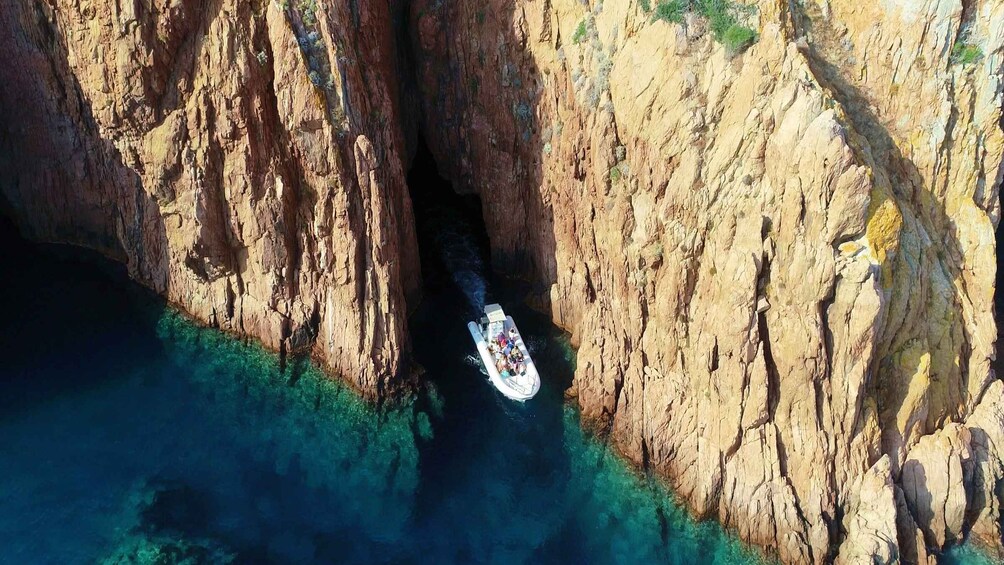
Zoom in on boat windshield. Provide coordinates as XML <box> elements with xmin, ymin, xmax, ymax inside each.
<box><xmin>484</xmin><ymin>304</ymin><xmax>507</xmax><ymax>339</ymax></box>
<box><xmin>488</xmin><ymin>321</ymin><xmax>505</xmax><ymax>337</ymax></box>
<box><xmin>485</xmin><ymin>304</ymin><xmax>506</xmax><ymax>323</ymax></box>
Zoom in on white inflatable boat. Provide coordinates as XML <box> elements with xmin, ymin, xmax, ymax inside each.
<box><xmin>467</xmin><ymin>304</ymin><xmax>541</xmax><ymax>401</ymax></box>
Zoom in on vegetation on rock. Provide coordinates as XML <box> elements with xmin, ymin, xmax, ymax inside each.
<box><xmin>652</xmin><ymin>0</ymin><xmax>758</xmax><ymax>55</ymax></box>
<box><xmin>573</xmin><ymin>19</ymin><xmax>588</xmax><ymax>44</ymax></box>
<box><xmin>951</xmin><ymin>37</ymin><xmax>983</xmax><ymax>66</ymax></box>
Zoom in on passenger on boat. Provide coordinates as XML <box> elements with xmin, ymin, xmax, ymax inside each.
<box><xmin>508</xmin><ymin>327</ymin><xmax>517</xmax><ymax>341</ymax></box>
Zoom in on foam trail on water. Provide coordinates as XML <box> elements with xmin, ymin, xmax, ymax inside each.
<box><xmin>525</xmin><ymin>336</ymin><xmax>546</xmax><ymax>356</ymax></box>
<box><xmin>453</xmin><ymin>270</ymin><xmax>486</xmax><ymax>313</ymax></box>
<box><xmin>432</xmin><ymin>214</ymin><xmax>489</xmax><ymax>314</ymax></box>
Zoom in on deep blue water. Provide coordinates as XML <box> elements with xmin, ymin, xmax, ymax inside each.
<box><xmin>0</xmin><ymin>145</ymin><xmax>995</xmax><ymax>564</ymax></box>
<box><xmin>0</xmin><ymin>234</ymin><xmax>771</xmax><ymax>565</ymax></box>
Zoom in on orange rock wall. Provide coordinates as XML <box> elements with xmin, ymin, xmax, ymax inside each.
<box><xmin>0</xmin><ymin>0</ymin><xmax>421</xmax><ymax>395</ymax></box>
<box><xmin>411</xmin><ymin>0</ymin><xmax>1004</xmax><ymax>562</ymax></box>
<box><xmin>2</xmin><ymin>0</ymin><xmax>1003</xmax><ymax>562</ymax></box>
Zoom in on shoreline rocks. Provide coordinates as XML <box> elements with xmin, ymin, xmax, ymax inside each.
<box><xmin>1</xmin><ymin>0</ymin><xmax>1002</xmax><ymax>562</ymax></box>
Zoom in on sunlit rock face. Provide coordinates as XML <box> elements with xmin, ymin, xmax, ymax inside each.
<box><xmin>1</xmin><ymin>0</ymin><xmax>1003</xmax><ymax>563</ymax></box>
<box><xmin>0</xmin><ymin>229</ymin><xmax>773</xmax><ymax>565</ymax></box>
<box><xmin>409</xmin><ymin>0</ymin><xmax>1003</xmax><ymax>563</ymax></box>
<box><xmin>0</xmin><ymin>0</ymin><xmax>421</xmax><ymax>396</ymax></box>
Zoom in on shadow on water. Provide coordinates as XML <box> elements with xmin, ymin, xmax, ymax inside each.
<box><xmin>0</xmin><ymin>141</ymin><xmax>780</xmax><ymax>565</ymax></box>
<box><xmin>0</xmin><ymin>214</ymin><xmax>164</xmax><ymax>421</ymax></box>
<box><xmin>0</xmin><ymin>213</ymin><xmax>424</xmax><ymax>564</ymax></box>
<box><xmin>406</xmin><ymin>133</ymin><xmax>581</xmax><ymax>558</ymax></box>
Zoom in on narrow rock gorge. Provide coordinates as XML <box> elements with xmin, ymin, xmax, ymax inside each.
<box><xmin>1</xmin><ymin>0</ymin><xmax>1002</xmax><ymax>563</ymax></box>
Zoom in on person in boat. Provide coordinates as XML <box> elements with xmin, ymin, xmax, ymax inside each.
<box><xmin>508</xmin><ymin>327</ymin><xmax>517</xmax><ymax>342</ymax></box>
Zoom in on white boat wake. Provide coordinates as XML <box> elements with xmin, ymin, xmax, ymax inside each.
<box><xmin>464</xmin><ymin>354</ymin><xmax>489</xmax><ymax>376</ymax></box>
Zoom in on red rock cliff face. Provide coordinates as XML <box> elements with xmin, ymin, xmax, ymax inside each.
<box><xmin>2</xmin><ymin>0</ymin><xmax>1004</xmax><ymax>563</ymax></box>
<box><xmin>0</xmin><ymin>0</ymin><xmax>420</xmax><ymax>396</ymax></box>
<box><xmin>410</xmin><ymin>0</ymin><xmax>1004</xmax><ymax>563</ymax></box>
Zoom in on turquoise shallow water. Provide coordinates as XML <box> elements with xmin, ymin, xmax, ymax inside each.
<box><xmin>0</xmin><ymin>141</ymin><xmax>997</xmax><ymax>564</ymax></box>
<box><xmin>0</xmin><ymin>228</ymin><xmax>771</xmax><ymax>564</ymax></box>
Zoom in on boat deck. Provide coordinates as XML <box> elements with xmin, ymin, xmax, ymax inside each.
<box><xmin>467</xmin><ymin>305</ymin><xmax>540</xmax><ymax>401</ymax></box>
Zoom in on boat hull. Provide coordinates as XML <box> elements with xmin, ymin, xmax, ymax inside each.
<box><xmin>467</xmin><ymin>318</ymin><xmax>540</xmax><ymax>401</ymax></box>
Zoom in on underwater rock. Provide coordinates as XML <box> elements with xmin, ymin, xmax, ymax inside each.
<box><xmin>101</xmin><ymin>479</ymin><xmax>235</xmax><ymax>565</ymax></box>
<box><xmin>99</xmin><ymin>534</ymin><xmax>236</xmax><ymax>565</ymax></box>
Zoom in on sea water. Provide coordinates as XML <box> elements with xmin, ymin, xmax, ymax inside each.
<box><xmin>0</xmin><ymin>227</ymin><xmax>771</xmax><ymax>564</ymax></box>
<box><xmin>0</xmin><ymin>179</ymin><xmax>996</xmax><ymax>565</ymax></box>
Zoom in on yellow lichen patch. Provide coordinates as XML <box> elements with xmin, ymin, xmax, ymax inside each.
<box><xmin>864</xmin><ymin>182</ymin><xmax>903</xmax><ymax>287</ymax></box>
<box><xmin>838</xmin><ymin>240</ymin><xmax>864</xmax><ymax>256</ymax></box>
<box><xmin>893</xmin><ymin>341</ymin><xmax>931</xmax><ymax>438</ymax></box>
<box><xmin>857</xmin><ymin>395</ymin><xmax>883</xmax><ymax>451</ymax></box>
<box><xmin>902</xmin><ymin>128</ymin><xmax>927</xmax><ymax>160</ymax></box>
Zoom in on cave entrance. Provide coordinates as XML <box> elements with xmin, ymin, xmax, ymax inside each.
<box><xmin>405</xmin><ymin>130</ymin><xmax>574</xmax><ymax>387</ymax></box>
<box><xmin>404</xmin><ymin>135</ymin><xmax>574</xmax><ymax>501</ymax></box>
<box><xmin>406</xmin><ymin>135</ymin><xmax>493</xmax><ymax>310</ymax></box>
<box><xmin>405</xmin><ymin>132</ymin><xmax>507</xmax><ymax>416</ymax></box>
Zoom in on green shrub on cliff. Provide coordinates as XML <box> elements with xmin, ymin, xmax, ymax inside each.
<box><xmin>951</xmin><ymin>38</ymin><xmax>983</xmax><ymax>66</ymax></box>
<box><xmin>573</xmin><ymin>19</ymin><xmax>588</xmax><ymax>44</ymax></box>
<box><xmin>652</xmin><ymin>0</ymin><xmax>758</xmax><ymax>55</ymax></box>
<box><xmin>609</xmin><ymin>165</ymin><xmax>622</xmax><ymax>183</ymax></box>
<box><xmin>653</xmin><ymin>0</ymin><xmax>687</xmax><ymax>23</ymax></box>
<box><xmin>721</xmin><ymin>20</ymin><xmax>757</xmax><ymax>54</ymax></box>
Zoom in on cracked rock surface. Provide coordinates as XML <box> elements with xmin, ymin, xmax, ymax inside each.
<box><xmin>1</xmin><ymin>0</ymin><xmax>1003</xmax><ymax>562</ymax></box>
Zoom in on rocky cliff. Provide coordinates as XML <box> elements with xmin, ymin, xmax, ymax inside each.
<box><xmin>1</xmin><ymin>0</ymin><xmax>1003</xmax><ymax>563</ymax></box>
<box><xmin>411</xmin><ymin>0</ymin><xmax>1003</xmax><ymax>562</ymax></box>
<box><xmin>0</xmin><ymin>0</ymin><xmax>421</xmax><ymax>395</ymax></box>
